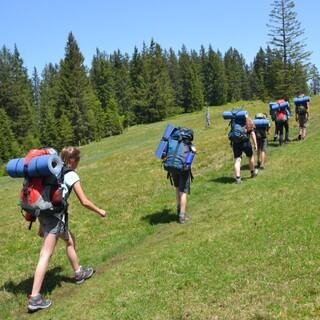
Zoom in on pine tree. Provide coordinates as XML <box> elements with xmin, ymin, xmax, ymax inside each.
<box><xmin>143</xmin><ymin>40</ymin><xmax>174</xmax><ymax>121</ymax></box>
<box><xmin>129</xmin><ymin>46</ymin><xmax>148</xmax><ymax>124</ymax></box>
<box><xmin>309</xmin><ymin>64</ymin><xmax>320</xmax><ymax>95</ymax></box>
<box><xmin>267</xmin><ymin>0</ymin><xmax>310</xmax><ymax>96</ymax></box>
<box><xmin>39</xmin><ymin>63</ymin><xmax>59</xmax><ymax>147</ymax></box>
<box><xmin>166</xmin><ymin>48</ymin><xmax>181</xmax><ymax>109</ymax></box>
<box><xmin>267</xmin><ymin>0</ymin><xmax>311</xmax><ymax>66</ymax></box>
<box><xmin>90</xmin><ymin>49</ymin><xmax>114</xmax><ymax>110</ymax></box>
<box><xmin>32</xmin><ymin>67</ymin><xmax>41</xmax><ymax>129</ymax></box>
<box><xmin>110</xmin><ymin>50</ymin><xmax>133</xmax><ymax>125</ymax></box>
<box><xmin>57</xmin><ymin>32</ymin><xmax>102</xmax><ymax>145</ymax></box>
<box><xmin>0</xmin><ymin>45</ymin><xmax>39</xmax><ymax>150</ymax></box>
<box><xmin>178</xmin><ymin>45</ymin><xmax>204</xmax><ymax>112</ymax></box>
<box><xmin>264</xmin><ymin>47</ymin><xmax>286</xmax><ymax>99</ymax></box>
<box><xmin>224</xmin><ymin>48</ymin><xmax>245</xmax><ymax>102</ymax></box>
<box><xmin>103</xmin><ymin>97</ymin><xmax>123</xmax><ymax>137</ymax></box>
<box><xmin>0</xmin><ymin>109</ymin><xmax>20</xmax><ymax>163</ymax></box>
<box><xmin>202</xmin><ymin>46</ymin><xmax>227</xmax><ymax>105</ymax></box>
<box><xmin>56</xmin><ymin>113</ymin><xmax>74</xmax><ymax>150</ymax></box>
<box><xmin>251</xmin><ymin>48</ymin><xmax>268</xmax><ymax>100</ymax></box>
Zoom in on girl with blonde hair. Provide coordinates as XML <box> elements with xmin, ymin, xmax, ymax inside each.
<box><xmin>28</xmin><ymin>146</ymin><xmax>106</xmax><ymax>312</ymax></box>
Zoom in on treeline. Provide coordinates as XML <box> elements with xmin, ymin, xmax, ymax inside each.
<box><xmin>0</xmin><ymin>32</ymin><xmax>311</xmax><ymax>165</ymax></box>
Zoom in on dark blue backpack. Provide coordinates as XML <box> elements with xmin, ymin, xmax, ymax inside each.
<box><xmin>163</xmin><ymin>127</ymin><xmax>194</xmax><ymax>173</ymax></box>
<box><xmin>228</xmin><ymin>120</ymin><xmax>248</xmax><ymax>143</ymax></box>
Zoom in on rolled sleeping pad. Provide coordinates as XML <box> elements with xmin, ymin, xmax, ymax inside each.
<box><xmin>222</xmin><ymin>110</ymin><xmax>248</xmax><ymax>120</ymax></box>
<box><xmin>5</xmin><ymin>157</ymin><xmax>25</xmax><ymax>178</ymax></box>
<box><xmin>294</xmin><ymin>96</ymin><xmax>310</xmax><ymax>106</ymax></box>
<box><xmin>253</xmin><ymin>119</ymin><xmax>270</xmax><ymax>128</ymax></box>
<box><xmin>269</xmin><ymin>102</ymin><xmax>276</xmax><ymax>109</ymax></box>
<box><xmin>155</xmin><ymin>123</ymin><xmax>175</xmax><ymax>158</ymax></box>
<box><xmin>6</xmin><ymin>154</ymin><xmax>63</xmax><ymax>178</ymax></box>
<box><xmin>271</xmin><ymin>101</ymin><xmax>289</xmax><ymax>111</ymax></box>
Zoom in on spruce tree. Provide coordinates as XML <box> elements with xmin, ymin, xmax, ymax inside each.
<box><xmin>267</xmin><ymin>0</ymin><xmax>311</xmax><ymax>66</ymax></box>
<box><xmin>166</xmin><ymin>48</ymin><xmax>181</xmax><ymax>109</ymax></box>
<box><xmin>90</xmin><ymin>49</ymin><xmax>114</xmax><ymax>110</ymax></box>
<box><xmin>224</xmin><ymin>48</ymin><xmax>244</xmax><ymax>102</ymax></box>
<box><xmin>32</xmin><ymin>67</ymin><xmax>41</xmax><ymax>128</ymax></box>
<box><xmin>203</xmin><ymin>46</ymin><xmax>227</xmax><ymax>105</ymax></box>
<box><xmin>129</xmin><ymin>46</ymin><xmax>148</xmax><ymax>124</ymax></box>
<box><xmin>0</xmin><ymin>45</ymin><xmax>39</xmax><ymax>150</ymax></box>
<box><xmin>0</xmin><ymin>109</ymin><xmax>20</xmax><ymax>163</ymax></box>
<box><xmin>39</xmin><ymin>63</ymin><xmax>59</xmax><ymax>147</ymax></box>
<box><xmin>267</xmin><ymin>0</ymin><xmax>310</xmax><ymax>96</ymax></box>
<box><xmin>251</xmin><ymin>48</ymin><xmax>268</xmax><ymax>100</ymax></box>
<box><xmin>309</xmin><ymin>64</ymin><xmax>320</xmax><ymax>95</ymax></box>
<box><xmin>178</xmin><ymin>45</ymin><xmax>203</xmax><ymax>112</ymax></box>
<box><xmin>57</xmin><ymin>32</ymin><xmax>102</xmax><ymax>145</ymax></box>
<box><xmin>110</xmin><ymin>50</ymin><xmax>133</xmax><ymax>125</ymax></box>
<box><xmin>144</xmin><ymin>40</ymin><xmax>174</xmax><ymax>121</ymax></box>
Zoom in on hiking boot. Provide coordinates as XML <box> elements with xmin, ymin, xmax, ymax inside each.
<box><xmin>75</xmin><ymin>266</ymin><xmax>94</xmax><ymax>284</ymax></box>
<box><xmin>235</xmin><ymin>177</ymin><xmax>241</xmax><ymax>184</ymax></box>
<box><xmin>27</xmin><ymin>294</ymin><xmax>52</xmax><ymax>312</ymax></box>
<box><xmin>251</xmin><ymin>169</ymin><xmax>258</xmax><ymax>178</ymax></box>
<box><xmin>298</xmin><ymin>134</ymin><xmax>301</xmax><ymax>140</ymax></box>
<box><xmin>178</xmin><ymin>212</ymin><xmax>190</xmax><ymax>224</ymax></box>
<box><xmin>260</xmin><ymin>165</ymin><xmax>265</xmax><ymax>170</ymax></box>
<box><xmin>257</xmin><ymin>161</ymin><xmax>261</xmax><ymax>168</ymax></box>
<box><xmin>273</xmin><ymin>135</ymin><xmax>278</xmax><ymax>141</ymax></box>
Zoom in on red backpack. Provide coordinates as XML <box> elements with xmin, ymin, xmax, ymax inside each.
<box><xmin>275</xmin><ymin>109</ymin><xmax>287</xmax><ymax>123</ymax></box>
<box><xmin>20</xmin><ymin>148</ymin><xmax>69</xmax><ymax>229</ymax></box>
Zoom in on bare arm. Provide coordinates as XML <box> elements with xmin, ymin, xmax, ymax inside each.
<box><xmin>73</xmin><ymin>181</ymin><xmax>106</xmax><ymax>217</ymax></box>
<box><xmin>250</xmin><ymin>131</ymin><xmax>258</xmax><ymax>151</ymax></box>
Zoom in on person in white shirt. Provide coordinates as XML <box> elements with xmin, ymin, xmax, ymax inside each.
<box><xmin>28</xmin><ymin>146</ymin><xmax>106</xmax><ymax>312</ymax></box>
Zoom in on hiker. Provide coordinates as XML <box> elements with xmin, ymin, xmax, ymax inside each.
<box><xmin>275</xmin><ymin>99</ymin><xmax>291</xmax><ymax>145</ymax></box>
<box><xmin>161</xmin><ymin>126</ymin><xmax>195</xmax><ymax>224</ymax></box>
<box><xmin>224</xmin><ymin>109</ymin><xmax>258</xmax><ymax>184</ymax></box>
<box><xmin>205</xmin><ymin>106</ymin><xmax>211</xmax><ymax>128</ymax></box>
<box><xmin>254</xmin><ymin>113</ymin><xmax>270</xmax><ymax>169</ymax></box>
<box><xmin>269</xmin><ymin>102</ymin><xmax>279</xmax><ymax>141</ymax></box>
<box><xmin>294</xmin><ymin>94</ymin><xmax>310</xmax><ymax>140</ymax></box>
<box><xmin>28</xmin><ymin>146</ymin><xmax>106</xmax><ymax>312</ymax></box>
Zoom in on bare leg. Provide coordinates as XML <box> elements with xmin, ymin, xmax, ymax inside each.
<box><xmin>31</xmin><ymin>234</ymin><xmax>58</xmax><ymax>296</ymax></box>
<box><xmin>180</xmin><ymin>192</ymin><xmax>187</xmax><ymax>214</ymax></box>
<box><xmin>64</xmin><ymin>232</ymin><xmax>80</xmax><ymax>272</ymax></box>
<box><xmin>248</xmin><ymin>155</ymin><xmax>255</xmax><ymax>172</ymax></box>
<box><xmin>234</xmin><ymin>157</ymin><xmax>241</xmax><ymax>177</ymax></box>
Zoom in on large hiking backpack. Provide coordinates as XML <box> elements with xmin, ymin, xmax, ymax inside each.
<box><xmin>19</xmin><ymin>148</ymin><xmax>69</xmax><ymax>229</ymax></box>
<box><xmin>228</xmin><ymin>119</ymin><xmax>248</xmax><ymax>143</ymax></box>
<box><xmin>163</xmin><ymin>127</ymin><xmax>195</xmax><ymax>173</ymax></box>
<box><xmin>275</xmin><ymin>108</ymin><xmax>288</xmax><ymax>123</ymax></box>
<box><xmin>254</xmin><ymin>113</ymin><xmax>268</xmax><ymax>139</ymax></box>
<box><xmin>296</xmin><ymin>104</ymin><xmax>307</xmax><ymax>115</ymax></box>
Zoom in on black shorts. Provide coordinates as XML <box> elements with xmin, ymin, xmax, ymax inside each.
<box><xmin>232</xmin><ymin>140</ymin><xmax>253</xmax><ymax>158</ymax></box>
<box><xmin>171</xmin><ymin>170</ymin><xmax>191</xmax><ymax>194</ymax></box>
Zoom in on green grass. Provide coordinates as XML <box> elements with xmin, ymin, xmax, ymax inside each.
<box><xmin>1</xmin><ymin>97</ymin><xmax>320</xmax><ymax>319</ymax></box>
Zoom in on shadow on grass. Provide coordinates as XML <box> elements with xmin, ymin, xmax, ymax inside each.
<box><xmin>211</xmin><ymin>176</ymin><xmax>235</xmax><ymax>184</ymax></box>
<box><xmin>211</xmin><ymin>176</ymin><xmax>250</xmax><ymax>184</ymax></box>
<box><xmin>0</xmin><ymin>266</ymin><xmax>73</xmax><ymax>296</ymax></box>
<box><xmin>142</xmin><ymin>208</ymin><xmax>178</xmax><ymax>225</ymax></box>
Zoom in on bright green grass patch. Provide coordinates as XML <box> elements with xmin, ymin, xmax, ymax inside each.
<box><xmin>1</xmin><ymin>98</ymin><xmax>320</xmax><ymax>319</ymax></box>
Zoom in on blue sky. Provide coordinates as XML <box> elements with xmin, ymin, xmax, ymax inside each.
<box><xmin>0</xmin><ymin>0</ymin><xmax>318</xmax><ymax>76</ymax></box>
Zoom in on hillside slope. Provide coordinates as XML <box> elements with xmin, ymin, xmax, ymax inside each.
<box><xmin>1</xmin><ymin>97</ymin><xmax>320</xmax><ymax>319</ymax></box>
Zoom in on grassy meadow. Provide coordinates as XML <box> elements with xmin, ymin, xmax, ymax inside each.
<box><xmin>1</xmin><ymin>97</ymin><xmax>320</xmax><ymax>319</ymax></box>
